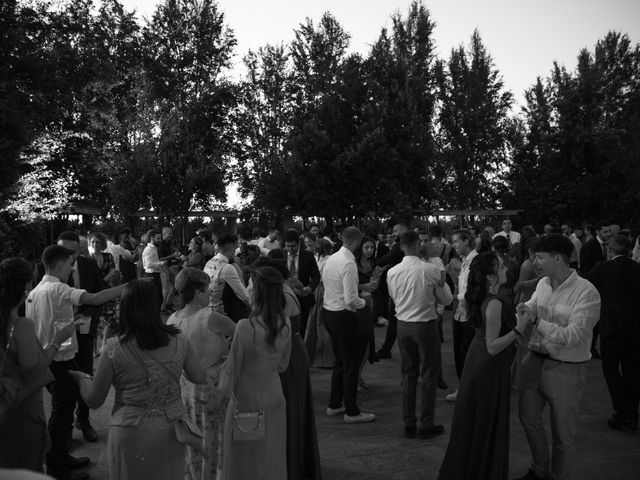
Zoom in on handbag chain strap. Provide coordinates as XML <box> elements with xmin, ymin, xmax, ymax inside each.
<box><xmin>1</xmin><ymin>322</ymin><xmax>16</xmax><ymax>378</ymax></box>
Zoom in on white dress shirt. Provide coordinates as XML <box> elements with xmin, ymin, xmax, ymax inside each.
<box><xmin>142</xmin><ymin>243</ymin><xmax>165</xmax><ymax>273</ymax></box>
<box><xmin>493</xmin><ymin>230</ymin><xmax>521</xmax><ymax>244</ymax></box>
<box><xmin>454</xmin><ymin>249</ymin><xmax>478</xmax><ymax>322</ymax></box>
<box><xmin>25</xmin><ymin>275</ymin><xmax>86</xmax><ymax>362</ymax></box>
<box><xmin>387</xmin><ymin>256</ymin><xmax>452</xmax><ymax>323</ymax></box>
<box><xmin>204</xmin><ymin>253</ymin><xmax>249</xmax><ymax>313</ymax></box>
<box><xmin>525</xmin><ymin>270</ymin><xmax>601</xmax><ymax>362</ymax></box>
<box><xmin>107</xmin><ymin>241</ymin><xmax>133</xmax><ymax>271</ymax></box>
<box><xmin>322</xmin><ymin>247</ymin><xmax>365</xmax><ymax>312</ymax></box>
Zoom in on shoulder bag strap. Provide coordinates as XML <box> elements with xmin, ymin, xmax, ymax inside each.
<box><xmin>0</xmin><ymin>323</ymin><xmax>16</xmax><ymax>378</ymax></box>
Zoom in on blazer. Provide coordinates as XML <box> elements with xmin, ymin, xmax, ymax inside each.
<box><xmin>587</xmin><ymin>256</ymin><xmax>640</xmax><ymax>338</ymax></box>
<box><xmin>296</xmin><ymin>249</ymin><xmax>321</xmax><ymax>291</ymax></box>
<box><xmin>579</xmin><ymin>237</ymin><xmax>606</xmax><ymax>276</ymax></box>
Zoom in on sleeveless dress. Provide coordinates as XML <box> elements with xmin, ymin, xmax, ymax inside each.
<box><xmin>439</xmin><ymin>295</ymin><xmax>515</xmax><ymax>480</ymax></box>
<box><xmin>220</xmin><ymin>317</ymin><xmax>292</xmax><ymax>480</ymax></box>
<box><xmin>105</xmin><ymin>334</ymin><xmax>188</xmax><ymax>480</ymax></box>
<box><xmin>167</xmin><ymin>309</ymin><xmax>230</xmax><ymax>480</ymax></box>
<box><xmin>280</xmin><ymin>286</ymin><xmax>322</xmax><ymax>480</ymax></box>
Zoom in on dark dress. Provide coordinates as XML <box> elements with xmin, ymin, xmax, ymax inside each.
<box><xmin>280</xmin><ymin>288</ymin><xmax>322</xmax><ymax>480</ymax></box>
<box><xmin>439</xmin><ymin>294</ymin><xmax>514</xmax><ymax>480</ymax></box>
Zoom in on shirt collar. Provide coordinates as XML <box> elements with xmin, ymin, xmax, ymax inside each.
<box><xmin>339</xmin><ymin>246</ymin><xmax>355</xmax><ymax>262</ymax></box>
<box><xmin>42</xmin><ymin>274</ymin><xmax>61</xmax><ymax>283</ymax></box>
<box><xmin>544</xmin><ymin>269</ymin><xmax>578</xmax><ymax>292</ymax></box>
<box><xmin>215</xmin><ymin>252</ymin><xmax>230</xmax><ymax>263</ymax></box>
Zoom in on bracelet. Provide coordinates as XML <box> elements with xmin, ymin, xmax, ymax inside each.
<box><xmin>78</xmin><ymin>373</ymin><xmax>93</xmax><ymax>381</ymax></box>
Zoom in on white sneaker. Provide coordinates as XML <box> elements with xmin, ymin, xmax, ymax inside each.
<box><xmin>344</xmin><ymin>412</ymin><xmax>376</xmax><ymax>423</ymax></box>
<box><xmin>446</xmin><ymin>390</ymin><xmax>458</xmax><ymax>402</ymax></box>
<box><xmin>326</xmin><ymin>406</ymin><xmax>346</xmax><ymax>416</ymax></box>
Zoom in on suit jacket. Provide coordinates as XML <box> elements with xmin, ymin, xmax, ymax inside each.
<box><xmin>587</xmin><ymin>256</ymin><xmax>640</xmax><ymax>338</ymax></box>
<box><xmin>292</xmin><ymin>250</ymin><xmax>320</xmax><ymax>309</ymax></box>
<box><xmin>376</xmin><ymin>242</ymin><xmax>390</xmax><ymax>261</ymax></box>
<box><xmin>579</xmin><ymin>237</ymin><xmax>606</xmax><ymax>276</ymax></box>
<box><xmin>33</xmin><ymin>255</ymin><xmax>105</xmax><ymax>335</ymax></box>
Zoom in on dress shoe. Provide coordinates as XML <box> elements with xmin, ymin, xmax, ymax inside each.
<box><xmin>446</xmin><ymin>389</ymin><xmax>458</xmax><ymax>402</ymax></box>
<box><xmin>590</xmin><ymin>347</ymin><xmax>602</xmax><ymax>359</ymax></box>
<box><xmin>75</xmin><ymin>418</ymin><xmax>98</xmax><ymax>442</ymax></box>
<box><xmin>344</xmin><ymin>412</ymin><xmax>376</xmax><ymax>423</ymax></box>
<box><xmin>326</xmin><ymin>406</ymin><xmax>346</xmax><ymax>416</ymax></box>
<box><xmin>418</xmin><ymin>424</ymin><xmax>444</xmax><ymax>439</ymax></box>
<box><xmin>511</xmin><ymin>469</ymin><xmax>548</xmax><ymax>480</ymax></box>
<box><xmin>437</xmin><ymin>377</ymin><xmax>448</xmax><ymax>390</ymax></box>
<box><xmin>376</xmin><ymin>349</ymin><xmax>392</xmax><ymax>359</ymax></box>
<box><xmin>404</xmin><ymin>425</ymin><xmax>417</xmax><ymax>438</ymax></box>
<box><xmin>64</xmin><ymin>454</ymin><xmax>91</xmax><ymax>470</ymax></box>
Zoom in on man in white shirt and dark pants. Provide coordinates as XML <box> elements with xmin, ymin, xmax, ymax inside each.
<box><xmin>514</xmin><ymin>234</ymin><xmax>601</xmax><ymax>480</ymax></box>
<box><xmin>387</xmin><ymin>231</ymin><xmax>453</xmax><ymax>438</ymax></box>
<box><xmin>323</xmin><ymin>226</ymin><xmax>375</xmax><ymax>423</ymax></box>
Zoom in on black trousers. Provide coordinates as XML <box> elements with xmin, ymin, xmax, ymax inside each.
<box><xmin>324</xmin><ymin>308</ymin><xmax>366</xmax><ymax>417</ymax></box>
<box><xmin>601</xmin><ymin>334</ymin><xmax>640</xmax><ymax>421</ymax></box>
<box><xmin>379</xmin><ymin>298</ymin><xmax>398</xmax><ymax>353</ymax></box>
<box><xmin>74</xmin><ymin>333</ymin><xmax>94</xmax><ymax>422</ymax></box>
<box><xmin>46</xmin><ymin>359</ymin><xmax>81</xmax><ymax>470</ymax></box>
<box><xmin>452</xmin><ymin>320</ymin><xmax>476</xmax><ymax>379</ymax></box>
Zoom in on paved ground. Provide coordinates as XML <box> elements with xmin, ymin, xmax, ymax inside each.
<box><xmin>52</xmin><ymin>310</ymin><xmax>640</xmax><ymax>480</ymax></box>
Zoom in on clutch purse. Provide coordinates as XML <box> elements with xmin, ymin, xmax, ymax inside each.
<box><xmin>232</xmin><ymin>410</ymin><xmax>265</xmax><ymax>441</ymax></box>
<box><xmin>175</xmin><ymin>416</ymin><xmax>204</xmax><ymax>448</ymax></box>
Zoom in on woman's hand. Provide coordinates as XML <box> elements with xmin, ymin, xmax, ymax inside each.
<box><xmin>68</xmin><ymin>370</ymin><xmax>91</xmax><ymax>383</ymax></box>
<box><xmin>52</xmin><ymin>322</ymin><xmax>75</xmax><ymax>347</ymax></box>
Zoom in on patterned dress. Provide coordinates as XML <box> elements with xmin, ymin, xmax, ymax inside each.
<box><xmin>168</xmin><ymin>309</ymin><xmax>230</xmax><ymax>480</ymax></box>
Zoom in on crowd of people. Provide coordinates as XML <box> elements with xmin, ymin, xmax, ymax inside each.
<box><xmin>0</xmin><ymin>217</ymin><xmax>639</xmax><ymax>480</ymax></box>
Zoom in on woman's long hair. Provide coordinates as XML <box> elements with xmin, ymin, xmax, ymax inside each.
<box><xmin>355</xmin><ymin>235</ymin><xmax>376</xmax><ymax>268</ymax></box>
<box><xmin>464</xmin><ymin>252</ymin><xmax>498</xmax><ymax>329</ymax></box>
<box><xmin>0</xmin><ymin>257</ymin><xmax>32</xmax><ymax>348</ymax></box>
<box><xmin>249</xmin><ymin>266</ymin><xmax>288</xmax><ymax>348</ymax></box>
<box><xmin>119</xmin><ymin>279</ymin><xmax>180</xmax><ymax>350</ymax></box>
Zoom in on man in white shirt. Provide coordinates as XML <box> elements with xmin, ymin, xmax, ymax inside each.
<box><xmin>514</xmin><ymin>234</ymin><xmax>601</xmax><ymax>480</ymax></box>
<box><xmin>447</xmin><ymin>229</ymin><xmax>478</xmax><ymax>402</ymax></box>
<box><xmin>493</xmin><ymin>217</ymin><xmax>521</xmax><ymax>245</ymax></box>
<box><xmin>323</xmin><ymin>226</ymin><xmax>375</xmax><ymax>423</ymax></box>
<box><xmin>561</xmin><ymin>223</ymin><xmax>582</xmax><ymax>269</ymax></box>
<box><xmin>204</xmin><ymin>233</ymin><xmax>251</xmax><ymax>318</ymax></box>
<box><xmin>27</xmin><ymin>245</ymin><xmax>125</xmax><ymax>480</ymax></box>
<box><xmin>387</xmin><ymin>231</ymin><xmax>452</xmax><ymax>439</ymax></box>
<box><xmin>142</xmin><ymin>229</ymin><xmax>174</xmax><ymax>311</ymax></box>
<box><xmin>257</xmin><ymin>228</ymin><xmax>281</xmax><ymax>251</ymax></box>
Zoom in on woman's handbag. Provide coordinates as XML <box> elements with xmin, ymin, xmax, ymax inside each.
<box><xmin>175</xmin><ymin>416</ymin><xmax>205</xmax><ymax>448</ymax></box>
<box><xmin>231</xmin><ymin>393</ymin><xmax>265</xmax><ymax>442</ymax></box>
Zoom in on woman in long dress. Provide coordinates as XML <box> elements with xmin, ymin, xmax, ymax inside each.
<box><xmin>439</xmin><ymin>252</ymin><xmax>528</xmax><ymax>480</ymax></box>
<box><xmin>168</xmin><ymin>268</ymin><xmax>236</xmax><ymax>480</ymax></box>
<box><xmin>70</xmin><ymin>280</ymin><xmax>207</xmax><ymax>480</ymax></box>
<box><xmin>0</xmin><ymin>258</ymin><xmax>74</xmax><ymax>471</ymax></box>
<box><xmin>219</xmin><ymin>266</ymin><xmax>292</xmax><ymax>480</ymax></box>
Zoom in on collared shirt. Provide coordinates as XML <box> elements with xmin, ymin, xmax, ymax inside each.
<box><xmin>204</xmin><ymin>253</ymin><xmax>249</xmax><ymax>313</ymax></box>
<box><xmin>258</xmin><ymin>237</ymin><xmax>281</xmax><ymax>251</ymax></box>
<box><xmin>288</xmin><ymin>253</ymin><xmax>299</xmax><ymax>277</ymax></box>
<box><xmin>323</xmin><ymin>247</ymin><xmax>366</xmax><ymax>312</ymax></box>
<box><xmin>454</xmin><ymin>249</ymin><xmax>478</xmax><ymax>322</ymax></box>
<box><xmin>525</xmin><ymin>270</ymin><xmax>601</xmax><ymax>362</ymax></box>
<box><xmin>568</xmin><ymin>233</ymin><xmax>582</xmax><ymax>265</ymax></box>
<box><xmin>107</xmin><ymin>241</ymin><xmax>133</xmax><ymax>271</ymax></box>
<box><xmin>493</xmin><ymin>230</ymin><xmax>521</xmax><ymax>244</ymax></box>
<box><xmin>25</xmin><ymin>275</ymin><xmax>86</xmax><ymax>362</ymax></box>
<box><xmin>387</xmin><ymin>256</ymin><xmax>452</xmax><ymax>323</ymax></box>
<box><xmin>142</xmin><ymin>243</ymin><xmax>165</xmax><ymax>273</ymax></box>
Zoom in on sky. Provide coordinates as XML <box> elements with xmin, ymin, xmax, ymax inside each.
<box><xmin>118</xmin><ymin>0</ymin><xmax>640</xmax><ymax>108</ymax></box>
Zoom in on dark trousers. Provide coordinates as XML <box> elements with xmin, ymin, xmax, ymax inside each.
<box><xmin>591</xmin><ymin>323</ymin><xmax>600</xmax><ymax>351</ymax></box>
<box><xmin>602</xmin><ymin>334</ymin><xmax>640</xmax><ymax>421</ymax></box>
<box><xmin>397</xmin><ymin>321</ymin><xmax>441</xmax><ymax>428</ymax></box>
<box><xmin>324</xmin><ymin>308</ymin><xmax>366</xmax><ymax>416</ymax></box>
<box><xmin>379</xmin><ymin>298</ymin><xmax>398</xmax><ymax>353</ymax></box>
<box><xmin>74</xmin><ymin>333</ymin><xmax>94</xmax><ymax>422</ymax></box>
<box><xmin>144</xmin><ymin>272</ymin><xmax>162</xmax><ymax>310</ymax></box>
<box><xmin>453</xmin><ymin>320</ymin><xmax>476</xmax><ymax>379</ymax></box>
<box><xmin>46</xmin><ymin>359</ymin><xmax>81</xmax><ymax>470</ymax></box>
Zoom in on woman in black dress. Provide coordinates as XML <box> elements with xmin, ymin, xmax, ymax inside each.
<box><xmin>439</xmin><ymin>252</ymin><xmax>528</xmax><ymax>480</ymax></box>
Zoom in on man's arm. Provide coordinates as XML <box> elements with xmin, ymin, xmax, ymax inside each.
<box><xmin>80</xmin><ymin>283</ymin><xmax>127</xmax><ymax>306</ymax></box>
<box><xmin>307</xmin><ymin>254</ymin><xmax>320</xmax><ymax>291</ymax></box>
<box><xmin>221</xmin><ymin>264</ymin><xmax>251</xmax><ymax>307</ymax></box>
<box><xmin>342</xmin><ymin>262</ymin><xmax>365</xmax><ymax>311</ymax></box>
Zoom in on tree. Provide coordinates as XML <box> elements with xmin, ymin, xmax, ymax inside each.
<box><xmin>434</xmin><ymin>29</ymin><xmax>513</xmax><ymax>210</ymax></box>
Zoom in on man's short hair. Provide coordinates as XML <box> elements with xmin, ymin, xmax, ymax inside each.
<box><xmin>147</xmin><ymin>229</ymin><xmax>161</xmax><ymax>239</ymax></box>
<box><xmin>341</xmin><ymin>226</ymin><xmax>362</xmax><ymax>244</ymax></box>
<box><xmin>216</xmin><ymin>233</ymin><xmax>238</xmax><ymax>247</ymax></box>
<box><xmin>251</xmin><ymin>227</ymin><xmax>263</xmax><ymax>238</ymax></box>
<box><xmin>58</xmin><ymin>231</ymin><xmax>80</xmax><ymax>243</ymax></box>
<box><xmin>42</xmin><ymin>245</ymin><xmax>75</xmax><ymax>269</ymax></box>
<box><xmin>531</xmin><ymin>234</ymin><xmax>574</xmax><ymax>263</ymax></box>
<box><xmin>400</xmin><ymin>231</ymin><xmax>419</xmax><ymax>247</ymax></box>
<box><xmin>492</xmin><ymin>235</ymin><xmax>509</xmax><ymax>254</ymax></box>
<box><xmin>594</xmin><ymin>222</ymin><xmax>609</xmax><ymax>232</ymax></box>
<box><xmin>453</xmin><ymin>229</ymin><xmax>475</xmax><ymax>244</ymax></box>
<box><xmin>283</xmin><ymin>229</ymin><xmax>300</xmax><ymax>244</ymax></box>
<box><xmin>428</xmin><ymin>224</ymin><xmax>443</xmax><ymax>238</ymax></box>
<box><xmin>610</xmin><ymin>234</ymin><xmax>632</xmax><ymax>256</ymax></box>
